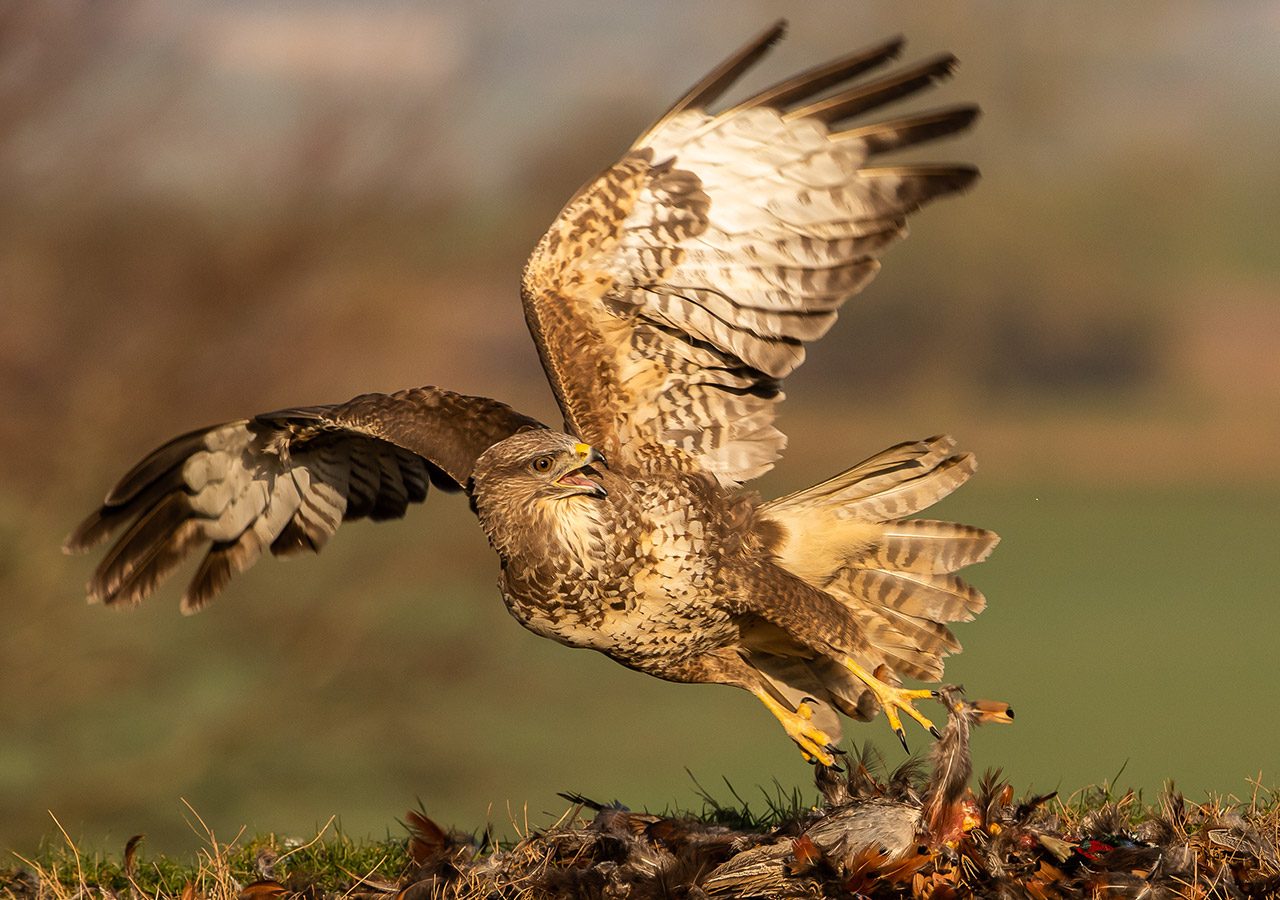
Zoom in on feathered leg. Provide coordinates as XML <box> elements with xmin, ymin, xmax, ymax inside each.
<box><xmin>653</xmin><ymin>647</ymin><xmax>841</xmax><ymax>767</ymax></box>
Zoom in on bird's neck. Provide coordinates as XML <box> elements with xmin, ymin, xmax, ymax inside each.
<box><xmin>480</xmin><ymin>494</ymin><xmax>614</xmax><ymax>574</ymax></box>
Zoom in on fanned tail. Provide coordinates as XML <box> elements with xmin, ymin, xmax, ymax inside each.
<box><xmin>761</xmin><ymin>436</ymin><xmax>997</xmax><ymax>683</ymax></box>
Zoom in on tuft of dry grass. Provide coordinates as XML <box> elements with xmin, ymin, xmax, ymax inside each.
<box><xmin>3</xmin><ymin>799</ymin><xmax>410</xmax><ymax>900</ymax></box>
<box><xmin>5</xmin><ymin>768</ymin><xmax>1278</xmax><ymax>900</ymax></box>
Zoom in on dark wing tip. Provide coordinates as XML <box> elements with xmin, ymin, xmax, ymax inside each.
<box><xmin>730</xmin><ymin>33</ymin><xmax>908</xmax><ymax>115</ymax></box>
<box><xmin>101</xmin><ymin>424</ymin><xmax>244</xmax><ymax>507</ymax></box>
<box><xmin>921</xmin><ymin>164</ymin><xmax>981</xmax><ymax>195</ymax></box>
<box><xmin>837</xmin><ymin>104</ymin><xmax>981</xmax><ymax>156</ymax></box>
<box><xmin>682</xmin><ymin>19</ymin><xmax>787</xmax><ymax>112</ymax></box>
<box><xmin>63</xmin><ymin>513</ymin><xmax>103</xmax><ymax>555</ymax></box>
<box><xmin>180</xmin><ymin>595</ymin><xmax>207</xmax><ymax>616</ymax></box>
<box><xmin>181</xmin><ymin>540</ymin><xmax>242</xmax><ymax>615</ymax></box>
<box><xmin>787</xmin><ymin>52</ymin><xmax>961</xmax><ymax>127</ymax></box>
<box><xmin>633</xmin><ymin>19</ymin><xmax>789</xmax><ymax>145</ymax></box>
<box><xmin>861</xmin><ymin>164</ymin><xmax>981</xmax><ymax>210</ymax></box>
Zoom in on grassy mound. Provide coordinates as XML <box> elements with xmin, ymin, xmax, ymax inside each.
<box><xmin>5</xmin><ymin>753</ymin><xmax>1278</xmax><ymax>900</ymax></box>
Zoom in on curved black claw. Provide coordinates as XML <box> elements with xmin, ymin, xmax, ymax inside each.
<box><xmin>805</xmin><ymin>746</ymin><xmax>845</xmax><ymax>772</ymax></box>
<box><xmin>895</xmin><ymin>726</ymin><xmax>910</xmax><ymax>753</ymax></box>
<box><xmin>929</xmin><ymin>725</ymin><xmax>942</xmax><ymax>740</ymax></box>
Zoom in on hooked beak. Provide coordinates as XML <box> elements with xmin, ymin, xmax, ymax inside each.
<box><xmin>557</xmin><ymin>443</ymin><xmax>607</xmax><ymax>498</ymax></box>
<box><xmin>573</xmin><ymin>442</ymin><xmax>607</xmax><ymax>469</ymax></box>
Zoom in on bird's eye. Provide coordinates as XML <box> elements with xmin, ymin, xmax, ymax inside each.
<box><xmin>532</xmin><ymin>455</ymin><xmax>554</xmax><ymax>473</ymax></box>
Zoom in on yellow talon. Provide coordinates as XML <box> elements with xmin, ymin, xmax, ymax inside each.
<box><xmin>753</xmin><ymin>690</ymin><xmax>836</xmax><ymax>767</ymax></box>
<box><xmin>840</xmin><ymin>658</ymin><xmax>938</xmax><ymax>751</ymax></box>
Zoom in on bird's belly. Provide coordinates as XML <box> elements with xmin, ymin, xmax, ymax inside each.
<box><xmin>504</xmin><ymin>597</ymin><xmax>615</xmax><ymax>652</ymax></box>
<box><xmin>500</xmin><ymin>579</ymin><xmax>734</xmax><ymax>663</ymax></box>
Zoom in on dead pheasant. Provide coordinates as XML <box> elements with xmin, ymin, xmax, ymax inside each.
<box><xmin>702</xmin><ymin>684</ymin><xmax>1013</xmax><ymax>895</ymax></box>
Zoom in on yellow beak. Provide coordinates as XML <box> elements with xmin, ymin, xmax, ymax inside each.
<box><xmin>573</xmin><ymin>443</ymin><xmax>606</xmax><ymax>468</ymax></box>
<box><xmin>557</xmin><ymin>443</ymin><xmax>607</xmax><ymax>498</ymax></box>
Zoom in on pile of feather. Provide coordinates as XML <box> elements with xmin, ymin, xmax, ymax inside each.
<box><xmin>361</xmin><ymin>687</ymin><xmax>1279</xmax><ymax>900</ymax></box>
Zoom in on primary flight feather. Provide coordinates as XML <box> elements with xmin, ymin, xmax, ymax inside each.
<box><xmin>67</xmin><ymin>21</ymin><xmax>998</xmax><ymax>765</ymax></box>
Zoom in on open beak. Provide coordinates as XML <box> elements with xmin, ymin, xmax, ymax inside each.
<box><xmin>557</xmin><ymin>443</ymin><xmax>607</xmax><ymax>498</ymax></box>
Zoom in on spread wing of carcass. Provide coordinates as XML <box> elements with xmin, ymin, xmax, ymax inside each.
<box><xmin>522</xmin><ymin>21</ymin><xmax>978</xmax><ymax>484</ymax></box>
<box><xmin>64</xmin><ymin>388</ymin><xmax>543</xmax><ymax>612</ymax></box>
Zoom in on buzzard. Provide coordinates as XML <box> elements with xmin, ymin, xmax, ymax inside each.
<box><xmin>66</xmin><ymin>22</ymin><xmax>999</xmax><ymax>766</ymax></box>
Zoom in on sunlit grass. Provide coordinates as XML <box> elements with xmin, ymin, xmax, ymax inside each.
<box><xmin>7</xmin><ymin>775</ymin><xmax>1277</xmax><ymax>899</ymax></box>
<box><xmin>6</xmin><ymin>804</ymin><xmax>413</xmax><ymax>900</ymax></box>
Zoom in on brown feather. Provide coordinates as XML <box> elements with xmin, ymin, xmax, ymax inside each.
<box><xmin>836</xmin><ymin>105</ymin><xmax>980</xmax><ymax>155</ymax></box>
<box><xmin>785</xmin><ymin>54</ymin><xmax>958</xmax><ymax>125</ymax></box>
<box><xmin>861</xmin><ymin>165</ymin><xmax>981</xmax><ymax>213</ymax></box>
<box><xmin>725</xmin><ymin>34</ymin><xmax>905</xmax><ymax>114</ymax></box>
<box><xmin>89</xmin><ymin>493</ymin><xmax>194</xmax><ymax>604</ymax></box>
<box><xmin>766</xmin><ymin>435</ymin><xmax>956</xmax><ymax>510</ymax></box>
<box><xmin>634</xmin><ymin>20</ymin><xmax>786</xmax><ymax>144</ymax></box>
<box><xmin>103</xmin><ymin>425</ymin><xmax>238</xmax><ymax>506</ymax></box>
<box><xmin>841</xmin><ymin>454</ymin><xmax>978</xmax><ymax>521</ymax></box>
<box><xmin>872</xmin><ymin>519</ymin><xmax>1000</xmax><ymax>574</ymax></box>
<box><xmin>102</xmin><ymin>518</ymin><xmax>203</xmax><ymax>608</ymax></box>
<box><xmin>184</xmin><ymin>539</ymin><xmax>246</xmax><ymax>614</ymax></box>
<box><xmin>369</xmin><ymin>443</ymin><xmax>410</xmax><ymax>521</ymax></box>
<box><xmin>268</xmin><ymin>517</ymin><xmax>321</xmax><ymax>557</ymax></box>
<box><xmin>64</xmin><ymin>505</ymin><xmax>129</xmax><ymax>554</ymax></box>
<box><xmin>837</xmin><ymin>568</ymin><xmax>986</xmax><ymax>623</ymax></box>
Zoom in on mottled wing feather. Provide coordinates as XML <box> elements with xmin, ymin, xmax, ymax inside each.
<box><xmin>522</xmin><ymin>28</ymin><xmax>978</xmax><ymax>484</ymax></box>
<box><xmin>65</xmin><ymin>387</ymin><xmax>543</xmax><ymax>612</ymax></box>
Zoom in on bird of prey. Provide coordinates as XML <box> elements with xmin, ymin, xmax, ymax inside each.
<box><xmin>66</xmin><ymin>21</ymin><xmax>999</xmax><ymax>766</ymax></box>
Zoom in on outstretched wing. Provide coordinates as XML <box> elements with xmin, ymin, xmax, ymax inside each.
<box><xmin>65</xmin><ymin>387</ymin><xmax>543</xmax><ymax>612</ymax></box>
<box><xmin>522</xmin><ymin>21</ymin><xmax>978</xmax><ymax>484</ymax></box>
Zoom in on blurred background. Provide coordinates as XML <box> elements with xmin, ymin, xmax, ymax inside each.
<box><xmin>3</xmin><ymin>0</ymin><xmax>1278</xmax><ymax>856</ymax></box>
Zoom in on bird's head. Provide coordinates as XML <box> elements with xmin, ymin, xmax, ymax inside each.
<box><xmin>472</xmin><ymin>429</ymin><xmax>607</xmax><ymax>501</ymax></box>
<box><xmin>470</xmin><ymin>430</ymin><xmax>609</xmax><ymax>559</ymax></box>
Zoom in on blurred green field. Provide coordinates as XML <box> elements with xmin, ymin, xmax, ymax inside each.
<box><xmin>5</xmin><ymin>479</ymin><xmax>1277</xmax><ymax>855</ymax></box>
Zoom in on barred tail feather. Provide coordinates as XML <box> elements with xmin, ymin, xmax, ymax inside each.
<box><xmin>766</xmin><ymin>435</ymin><xmax>973</xmax><ymax>521</ymax></box>
<box><xmin>835</xmin><ymin>568</ymin><xmax>987</xmax><ymax>623</ymax></box>
<box><xmin>874</xmin><ymin>519</ymin><xmax>999</xmax><ymax>574</ymax></box>
<box><xmin>761</xmin><ymin>434</ymin><xmax>997</xmax><ymax>683</ymax></box>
